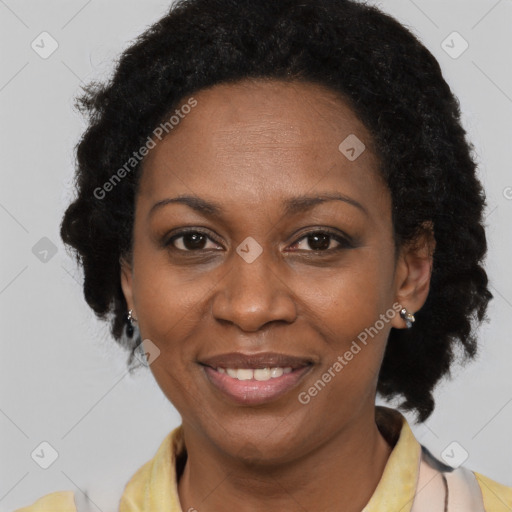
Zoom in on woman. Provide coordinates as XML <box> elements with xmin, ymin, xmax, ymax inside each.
<box><xmin>16</xmin><ymin>0</ymin><xmax>511</xmax><ymax>510</ymax></box>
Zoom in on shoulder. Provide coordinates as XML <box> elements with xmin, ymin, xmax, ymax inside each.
<box><xmin>118</xmin><ymin>455</ymin><xmax>155</xmax><ymax>509</ymax></box>
<box><xmin>474</xmin><ymin>471</ymin><xmax>512</xmax><ymax>511</ymax></box>
<box><xmin>119</xmin><ymin>426</ymin><xmax>184</xmax><ymax>510</ymax></box>
<box><xmin>13</xmin><ymin>490</ymin><xmax>76</xmax><ymax>512</ymax></box>
<box><xmin>418</xmin><ymin>444</ymin><xmax>511</xmax><ymax>511</ymax></box>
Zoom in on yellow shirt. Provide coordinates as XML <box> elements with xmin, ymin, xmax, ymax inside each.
<box><xmin>14</xmin><ymin>406</ymin><xmax>512</xmax><ymax>511</ymax></box>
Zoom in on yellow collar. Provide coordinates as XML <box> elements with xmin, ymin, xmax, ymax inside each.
<box><xmin>363</xmin><ymin>406</ymin><xmax>421</xmax><ymax>511</ymax></box>
<box><xmin>119</xmin><ymin>405</ymin><xmax>421</xmax><ymax>512</ymax></box>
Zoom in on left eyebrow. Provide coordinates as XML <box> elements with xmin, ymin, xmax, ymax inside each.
<box><xmin>282</xmin><ymin>192</ymin><xmax>368</xmax><ymax>217</ymax></box>
<box><xmin>148</xmin><ymin>191</ymin><xmax>368</xmax><ymax>219</ymax></box>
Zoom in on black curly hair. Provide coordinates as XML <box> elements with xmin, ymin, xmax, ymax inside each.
<box><xmin>60</xmin><ymin>0</ymin><xmax>493</xmax><ymax>422</ymax></box>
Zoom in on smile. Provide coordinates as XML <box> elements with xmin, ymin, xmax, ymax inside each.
<box><xmin>202</xmin><ymin>364</ymin><xmax>312</xmax><ymax>405</ymax></box>
<box><xmin>217</xmin><ymin>367</ymin><xmax>293</xmax><ymax>381</ymax></box>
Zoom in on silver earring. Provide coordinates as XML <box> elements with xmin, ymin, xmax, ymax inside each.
<box><xmin>127</xmin><ymin>309</ymin><xmax>137</xmax><ymax>324</ymax></box>
<box><xmin>126</xmin><ymin>309</ymin><xmax>137</xmax><ymax>337</ymax></box>
<box><xmin>399</xmin><ymin>308</ymin><xmax>415</xmax><ymax>329</ymax></box>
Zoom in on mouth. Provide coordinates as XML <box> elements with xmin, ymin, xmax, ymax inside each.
<box><xmin>199</xmin><ymin>352</ymin><xmax>314</xmax><ymax>406</ymax></box>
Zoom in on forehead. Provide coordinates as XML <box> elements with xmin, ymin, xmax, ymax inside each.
<box><xmin>137</xmin><ymin>79</ymin><xmax>387</xmax><ymax>217</ymax></box>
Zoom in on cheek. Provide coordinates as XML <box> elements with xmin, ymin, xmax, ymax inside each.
<box><xmin>131</xmin><ymin>243</ymin><xmax>208</xmax><ymax>336</ymax></box>
<box><xmin>297</xmin><ymin>251</ymin><xmax>393</xmax><ymax>385</ymax></box>
<box><xmin>298</xmin><ymin>250</ymin><xmax>392</xmax><ymax>333</ymax></box>
<box><xmin>132</xmin><ymin>258</ymin><xmax>208</xmax><ymax>407</ymax></box>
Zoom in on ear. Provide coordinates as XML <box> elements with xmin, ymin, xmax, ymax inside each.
<box><xmin>120</xmin><ymin>254</ymin><xmax>136</xmax><ymax>316</ymax></box>
<box><xmin>390</xmin><ymin>221</ymin><xmax>436</xmax><ymax>329</ymax></box>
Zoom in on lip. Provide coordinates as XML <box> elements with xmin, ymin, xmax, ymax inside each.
<box><xmin>199</xmin><ymin>352</ymin><xmax>314</xmax><ymax>406</ymax></box>
<box><xmin>202</xmin><ymin>365</ymin><xmax>312</xmax><ymax>406</ymax></box>
<box><xmin>200</xmin><ymin>351</ymin><xmax>314</xmax><ymax>370</ymax></box>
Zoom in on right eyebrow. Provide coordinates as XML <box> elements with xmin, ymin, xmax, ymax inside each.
<box><xmin>148</xmin><ymin>195</ymin><xmax>223</xmax><ymax>219</ymax></box>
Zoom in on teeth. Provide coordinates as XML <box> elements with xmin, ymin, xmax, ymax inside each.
<box><xmin>216</xmin><ymin>367</ymin><xmax>294</xmax><ymax>381</ymax></box>
<box><xmin>270</xmin><ymin>367</ymin><xmax>283</xmax><ymax>378</ymax></box>
<box><xmin>254</xmin><ymin>368</ymin><xmax>271</xmax><ymax>381</ymax></box>
<box><xmin>237</xmin><ymin>369</ymin><xmax>253</xmax><ymax>381</ymax></box>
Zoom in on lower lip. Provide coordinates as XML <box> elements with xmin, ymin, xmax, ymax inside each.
<box><xmin>203</xmin><ymin>365</ymin><xmax>312</xmax><ymax>406</ymax></box>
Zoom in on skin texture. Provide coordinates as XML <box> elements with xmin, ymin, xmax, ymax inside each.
<box><xmin>120</xmin><ymin>79</ymin><xmax>435</xmax><ymax>512</ymax></box>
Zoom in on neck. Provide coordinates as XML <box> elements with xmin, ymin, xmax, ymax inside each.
<box><xmin>177</xmin><ymin>407</ymin><xmax>394</xmax><ymax>512</ymax></box>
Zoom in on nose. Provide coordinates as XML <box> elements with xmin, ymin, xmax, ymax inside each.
<box><xmin>211</xmin><ymin>247</ymin><xmax>297</xmax><ymax>332</ymax></box>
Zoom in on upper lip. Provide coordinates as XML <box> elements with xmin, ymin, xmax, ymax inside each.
<box><xmin>200</xmin><ymin>352</ymin><xmax>314</xmax><ymax>370</ymax></box>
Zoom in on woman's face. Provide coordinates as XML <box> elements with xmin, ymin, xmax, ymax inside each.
<box><xmin>121</xmin><ymin>79</ymin><xmax>426</xmax><ymax>463</ymax></box>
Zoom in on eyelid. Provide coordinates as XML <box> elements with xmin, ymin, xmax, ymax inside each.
<box><xmin>164</xmin><ymin>226</ymin><xmax>354</xmax><ymax>252</ymax></box>
<box><xmin>165</xmin><ymin>228</ymin><xmax>223</xmax><ymax>250</ymax></box>
<box><xmin>287</xmin><ymin>228</ymin><xmax>353</xmax><ymax>251</ymax></box>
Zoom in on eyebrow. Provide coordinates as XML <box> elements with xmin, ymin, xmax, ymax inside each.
<box><xmin>148</xmin><ymin>192</ymin><xmax>368</xmax><ymax>219</ymax></box>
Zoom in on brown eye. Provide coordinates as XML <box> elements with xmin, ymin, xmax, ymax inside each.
<box><xmin>289</xmin><ymin>230</ymin><xmax>352</xmax><ymax>252</ymax></box>
<box><xmin>166</xmin><ymin>230</ymin><xmax>222</xmax><ymax>251</ymax></box>
<box><xmin>306</xmin><ymin>233</ymin><xmax>331</xmax><ymax>251</ymax></box>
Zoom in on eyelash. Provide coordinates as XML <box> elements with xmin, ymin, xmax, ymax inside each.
<box><xmin>164</xmin><ymin>227</ymin><xmax>354</xmax><ymax>254</ymax></box>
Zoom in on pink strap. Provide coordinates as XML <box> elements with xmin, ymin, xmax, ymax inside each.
<box><xmin>411</xmin><ymin>449</ymin><xmax>486</xmax><ymax>512</ymax></box>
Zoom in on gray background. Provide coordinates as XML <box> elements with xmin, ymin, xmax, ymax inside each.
<box><xmin>1</xmin><ymin>0</ymin><xmax>511</xmax><ymax>510</ymax></box>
